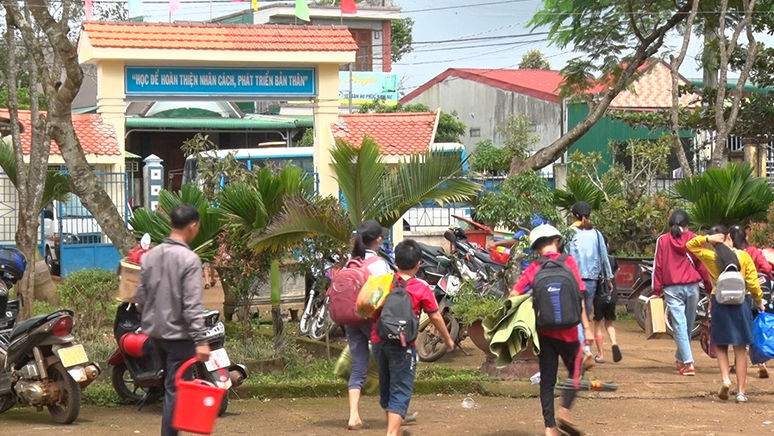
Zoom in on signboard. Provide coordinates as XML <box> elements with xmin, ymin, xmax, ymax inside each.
<box><xmin>339</xmin><ymin>72</ymin><xmax>398</xmax><ymax>105</ymax></box>
<box><xmin>125</xmin><ymin>67</ymin><xmax>316</xmax><ymax>98</ymax></box>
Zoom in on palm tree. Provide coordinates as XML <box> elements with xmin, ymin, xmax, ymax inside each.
<box><xmin>0</xmin><ymin>142</ymin><xmax>70</xmax><ymax>209</ymax></box>
<box><xmin>252</xmin><ymin>136</ymin><xmax>480</xmax><ymax>251</ymax></box>
<box><xmin>672</xmin><ymin>163</ymin><xmax>774</xmax><ymax>229</ymax></box>
<box><xmin>128</xmin><ymin>183</ymin><xmax>224</xmax><ymax>262</ymax></box>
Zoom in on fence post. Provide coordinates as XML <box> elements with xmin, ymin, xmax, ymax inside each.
<box><xmin>143</xmin><ymin>155</ymin><xmax>164</xmax><ymax>211</ymax></box>
<box><xmin>553</xmin><ymin>163</ymin><xmax>568</xmax><ymax>190</ymax></box>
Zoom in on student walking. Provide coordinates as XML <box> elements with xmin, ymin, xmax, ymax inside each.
<box><xmin>566</xmin><ymin>202</ymin><xmax>615</xmax><ymax>366</ymax></box>
<box><xmin>371</xmin><ymin>239</ymin><xmax>454</xmax><ymax>436</ymax></box>
<box><xmin>343</xmin><ymin>220</ymin><xmax>393</xmax><ymax>430</ymax></box>
<box><xmin>652</xmin><ymin>210</ymin><xmax>713</xmax><ymax>376</ymax></box>
<box><xmin>511</xmin><ymin>224</ymin><xmax>592</xmax><ymax>436</ymax></box>
<box><xmin>134</xmin><ymin>204</ymin><xmax>210</xmax><ymax>436</ymax></box>
<box><xmin>592</xmin><ymin>235</ymin><xmax>621</xmax><ymax>363</ymax></box>
<box><xmin>729</xmin><ymin>225</ymin><xmax>772</xmax><ymax>379</ymax></box>
<box><xmin>687</xmin><ymin>226</ymin><xmax>765</xmax><ymax>403</ymax></box>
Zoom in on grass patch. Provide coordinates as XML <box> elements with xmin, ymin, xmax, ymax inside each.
<box><xmin>82</xmin><ymin>381</ymin><xmax>124</xmax><ymax>407</ymax></box>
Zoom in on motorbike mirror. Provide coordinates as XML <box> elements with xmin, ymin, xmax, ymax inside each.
<box><xmin>443</xmin><ymin>230</ymin><xmax>456</xmax><ymax>242</ymax></box>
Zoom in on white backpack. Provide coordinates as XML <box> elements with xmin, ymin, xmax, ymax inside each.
<box><xmin>715</xmin><ymin>264</ymin><xmax>746</xmax><ymax>305</ymax></box>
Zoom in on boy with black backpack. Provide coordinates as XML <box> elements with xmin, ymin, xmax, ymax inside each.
<box><xmin>372</xmin><ymin>239</ymin><xmax>454</xmax><ymax>436</ymax></box>
<box><xmin>511</xmin><ymin>225</ymin><xmax>593</xmax><ymax>436</ymax></box>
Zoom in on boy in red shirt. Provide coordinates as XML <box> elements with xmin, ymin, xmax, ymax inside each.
<box><xmin>372</xmin><ymin>239</ymin><xmax>454</xmax><ymax>436</ymax></box>
<box><xmin>511</xmin><ymin>225</ymin><xmax>592</xmax><ymax>436</ymax></box>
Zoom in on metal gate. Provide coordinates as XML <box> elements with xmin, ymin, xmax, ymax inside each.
<box><xmin>57</xmin><ymin>172</ymin><xmax>128</xmax><ymax>277</ymax></box>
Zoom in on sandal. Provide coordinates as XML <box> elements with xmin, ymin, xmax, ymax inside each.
<box><xmin>612</xmin><ymin>345</ymin><xmax>622</xmax><ymax>363</ymax></box>
<box><xmin>557</xmin><ymin>417</ymin><xmax>582</xmax><ymax>436</ymax></box>
<box><xmin>404</xmin><ymin>411</ymin><xmax>418</xmax><ymax>423</ymax></box>
<box><xmin>594</xmin><ymin>355</ymin><xmax>606</xmax><ymax>364</ymax></box>
<box><xmin>718</xmin><ymin>381</ymin><xmax>731</xmax><ymax>401</ymax></box>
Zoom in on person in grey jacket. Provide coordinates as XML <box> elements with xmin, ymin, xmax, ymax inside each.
<box><xmin>135</xmin><ymin>204</ymin><xmax>210</xmax><ymax>436</ymax></box>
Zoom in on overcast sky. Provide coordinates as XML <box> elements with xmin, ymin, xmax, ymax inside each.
<box><xmin>134</xmin><ymin>0</ymin><xmax>746</xmax><ymax>94</ymax></box>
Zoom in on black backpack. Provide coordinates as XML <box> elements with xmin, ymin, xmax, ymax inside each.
<box><xmin>532</xmin><ymin>254</ymin><xmax>583</xmax><ymax>330</ymax></box>
<box><xmin>377</xmin><ymin>277</ymin><xmax>418</xmax><ymax>346</ymax></box>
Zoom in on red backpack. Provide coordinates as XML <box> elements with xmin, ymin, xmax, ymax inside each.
<box><xmin>327</xmin><ymin>256</ymin><xmax>383</xmax><ymax>325</ymax></box>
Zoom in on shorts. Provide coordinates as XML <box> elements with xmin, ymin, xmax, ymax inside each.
<box><xmin>373</xmin><ymin>342</ymin><xmax>416</xmax><ymax>418</ymax></box>
<box><xmin>593</xmin><ymin>297</ymin><xmax>616</xmax><ymax>321</ymax></box>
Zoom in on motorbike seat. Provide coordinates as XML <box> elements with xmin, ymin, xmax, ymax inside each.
<box><xmin>473</xmin><ymin>249</ymin><xmax>498</xmax><ymax>265</ymax></box>
<box><xmin>9</xmin><ymin>314</ymin><xmax>48</xmax><ymax>340</ymax></box>
<box><xmin>417</xmin><ymin>242</ymin><xmax>446</xmax><ymax>257</ymax></box>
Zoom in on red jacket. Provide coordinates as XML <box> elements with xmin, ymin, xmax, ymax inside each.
<box><xmin>746</xmin><ymin>246</ymin><xmax>773</xmax><ymax>278</ymax></box>
<box><xmin>653</xmin><ymin>231</ymin><xmax>713</xmax><ymax>296</ymax></box>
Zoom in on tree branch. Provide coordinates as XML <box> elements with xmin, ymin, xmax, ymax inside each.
<box><xmin>626</xmin><ymin>0</ymin><xmax>646</xmax><ymax>43</ymax></box>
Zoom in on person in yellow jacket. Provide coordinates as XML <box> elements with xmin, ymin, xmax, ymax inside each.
<box><xmin>687</xmin><ymin>225</ymin><xmax>765</xmax><ymax>404</ymax></box>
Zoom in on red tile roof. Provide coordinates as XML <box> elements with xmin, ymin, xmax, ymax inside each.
<box><xmin>82</xmin><ymin>22</ymin><xmax>358</xmax><ymax>52</ymax></box>
<box><xmin>332</xmin><ymin>112</ymin><xmax>439</xmax><ymax>155</ymax></box>
<box><xmin>0</xmin><ymin>109</ymin><xmax>121</xmax><ymax>156</ymax></box>
<box><xmin>607</xmin><ymin>61</ymin><xmax>700</xmax><ymax>110</ymax></box>
<box><xmin>401</xmin><ymin>68</ymin><xmax>564</xmax><ymax>104</ymax></box>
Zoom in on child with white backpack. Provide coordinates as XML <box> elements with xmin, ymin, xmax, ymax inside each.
<box><xmin>687</xmin><ymin>225</ymin><xmax>765</xmax><ymax>403</ymax></box>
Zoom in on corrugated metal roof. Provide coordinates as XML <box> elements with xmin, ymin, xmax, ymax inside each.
<box><xmin>125</xmin><ymin>115</ymin><xmax>313</xmax><ymax>130</ymax></box>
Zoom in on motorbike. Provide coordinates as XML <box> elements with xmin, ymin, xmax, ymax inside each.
<box><xmin>300</xmin><ymin>256</ymin><xmax>340</xmax><ymax>340</ymax></box>
<box><xmin>416</xmin><ymin>229</ymin><xmax>506</xmax><ymax>362</ymax></box>
<box><xmin>0</xmin><ymin>249</ymin><xmax>100</xmax><ymax>424</ymax></box>
<box><xmin>630</xmin><ymin>260</ymin><xmax>708</xmax><ymax>339</ymax></box>
<box><xmin>107</xmin><ymin>302</ymin><xmax>247</xmax><ymax>414</ymax></box>
<box><xmin>415</xmin><ymin>241</ymin><xmax>449</xmax><ymax>287</ymax></box>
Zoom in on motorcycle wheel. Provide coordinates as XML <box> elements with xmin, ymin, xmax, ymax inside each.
<box><xmin>417</xmin><ymin>312</ymin><xmax>460</xmax><ymax>363</ymax></box>
<box><xmin>309</xmin><ymin>303</ymin><xmax>331</xmax><ymax>341</ymax></box>
<box><xmin>218</xmin><ymin>392</ymin><xmax>229</xmax><ymax>417</ymax></box>
<box><xmin>299</xmin><ymin>311</ymin><xmax>312</xmax><ymax>336</ymax></box>
<box><xmin>47</xmin><ymin>363</ymin><xmax>81</xmax><ymax>424</ymax></box>
<box><xmin>111</xmin><ymin>363</ymin><xmax>162</xmax><ymax>404</ymax></box>
<box><xmin>633</xmin><ymin>286</ymin><xmax>653</xmax><ymax>331</ymax></box>
<box><xmin>664</xmin><ymin>295</ymin><xmax>708</xmax><ymax>339</ymax></box>
<box><xmin>0</xmin><ymin>394</ymin><xmax>14</xmax><ymax>414</ymax></box>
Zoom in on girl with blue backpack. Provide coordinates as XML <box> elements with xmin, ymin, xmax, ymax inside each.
<box><xmin>687</xmin><ymin>226</ymin><xmax>764</xmax><ymax>403</ymax></box>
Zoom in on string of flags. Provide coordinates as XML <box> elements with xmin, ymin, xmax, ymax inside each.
<box><xmin>84</xmin><ymin>0</ymin><xmax>359</xmax><ymax>22</ymax></box>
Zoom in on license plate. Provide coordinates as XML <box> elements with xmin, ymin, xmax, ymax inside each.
<box><xmin>57</xmin><ymin>344</ymin><xmax>89</xmax><ymax>368</ymax></box>
<box><xmin>205</xmin><ymin>348</ymin><xmax>230</xmax><ymax>372</ymax></box>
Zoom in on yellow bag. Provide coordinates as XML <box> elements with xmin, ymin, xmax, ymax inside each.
<box><xmin>333</xmin><ymin>345</ymin><xmax>379</xmax><ymax>395</ymax></box>
<box><xmin>356</xmin><ymin>273</ymin><xmax>394</xmax><ymax>319</ymax></box>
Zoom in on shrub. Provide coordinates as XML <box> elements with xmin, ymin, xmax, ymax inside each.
<box><xmin>58</xmin><ymin>269</ymin><xmax>119</xmax><ymax>339</ymax></box>
<box><xmin>470</xmin><ymin>140</ymin><xmax>513</xmax><ymax>175</ymax></box>
<box><xmin>748</xmin><ymin>203</ymin><xmax>774</xmax><ymax>248</ymax></box>
<box><xmin>475</xmin><ymin>169</ymin><xmax>561</xmax><ymax>231</ymax></box>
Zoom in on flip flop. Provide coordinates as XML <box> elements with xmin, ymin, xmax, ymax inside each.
<box><xmin>594</xmin><ymin>355</ymin><xmax>606</xmax><ymax>364</ymax></box>
<box><xmin>612</xmin><ymin>345</ymin><xmax>622</xmax><ymax>363</ymax></box>
<box><xmin>557</xmin><ymin>418</ymin><xmax>582</xmax><ymax>436</ymax></box>
<box><xmin>404</xmin><ymin>411</ymin><xmax>418</xmax><ymax>423</ymax></box>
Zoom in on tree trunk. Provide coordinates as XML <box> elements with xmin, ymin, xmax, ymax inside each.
<box><xmin>669</xmin><ymin>0</ymin><xmax>699</xmax><ymax>178</ymax></box>
<box><xmin>510</xmin><ymin>3</ymin><xmax>691</xmax><ymax>173</ymax></box>
<box><xmin>270</xmin><ymin>260</ymin><xmax>283</xmax><ymax>349</ymax></box>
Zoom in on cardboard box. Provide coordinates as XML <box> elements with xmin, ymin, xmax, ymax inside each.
<box><xmin>645</xmin><ymin>297</ymin><xmax>667</xmax><ymax>338</ymax></box>
<box><xmin>117</xmin><ymin>260</ymin><xmax>141</xmax><ymax>302</ymax></box>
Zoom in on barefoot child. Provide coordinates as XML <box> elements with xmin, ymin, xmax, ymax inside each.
<box><xmin>511</xmin><ymin>225</ymin><xmax>592</xmax><ymax>436</ymax></box>
<box><xmin>372</xmin><ymin>239</ymin><xmax>454</xmax><ymax>436</ymax></box>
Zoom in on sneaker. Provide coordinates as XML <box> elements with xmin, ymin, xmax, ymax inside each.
<box><xmin>718</xmin><ymin>382</ymin><xmax>731</xmax><ymax>401</ymax></box>
<box><xmin>679</xmin><ymin>363</ymin><xmax>696</xmax><ymax>376</ymax></box>
<box><xmin>760</xmin><ymin>366</ymin><xmax>770</xmax><ymax>379</ymax></box>
<box><xmin>736</xmin><ymin>393</ymin><xmax>748</xmax><ymax>403</ymax></box>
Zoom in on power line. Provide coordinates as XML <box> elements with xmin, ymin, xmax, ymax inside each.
<box><xmin>402</xmin><ymin>0</ymin><xmax>533</xmax><ymax>14</ymax></box>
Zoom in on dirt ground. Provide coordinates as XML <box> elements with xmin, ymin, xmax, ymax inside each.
<box><xmin>3</xmin><ymin>319</ymin><xmax>774</xmax><ymax>435</ymax></box>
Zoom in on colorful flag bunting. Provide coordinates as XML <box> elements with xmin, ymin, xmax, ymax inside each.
<box><xmin>295</xmin><ymin>0</ymin><xmax>310</xmax><ymax>22</ymax></box>
<box><xmin>85</xmin><ymin>0</ymin><xmax>94</xmax><ymax>20</ymax></box>
<box><xmin>252</xmin><ymin>0</ymin><xmax>258</xmax><ymax>11</ymax></box>
<box><xmin>128</xmin><ymin>0</ymin><xmax>143</xmax><ymax>18</ymax></box>
<box><xmin>341</xmin><ymin>0</ymin><xmax>357</xmax><ymax>15</ymax></box>
<box><xmin>169</xmin><ymin>0</ymin><xmax>180</xmax><ymax>16</ymax></box>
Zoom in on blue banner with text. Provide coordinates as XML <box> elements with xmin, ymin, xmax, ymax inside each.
<box><xmin>125</xmin><ymin>67</ymin><xmax>317</xmax><ymax>98</ymax></box>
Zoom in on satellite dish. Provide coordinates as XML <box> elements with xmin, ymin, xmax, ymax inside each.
<box><xmin>140</xmin><ymin>233</ymin><xmax>151</xmax><ymax>250</ymax></box>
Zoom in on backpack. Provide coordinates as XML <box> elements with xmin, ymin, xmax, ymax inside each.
<box><xmin>715</xmin><ymin>264</ymin><xmax>746</xmax><ymax>305</ymax></box>
<box><xmin>327</xmin><ymin>256</ymin><xmax>382</xmax><ymax>325</ymax></box>
<box><xmin>532</xmin><ymin>254</ymin><xmax>583</xmax><ymax>330</ymax></box>
<box><xmin>376</xmin><ymin>277</ymin><xmax>418</xmax><ymax>347</ymax></box>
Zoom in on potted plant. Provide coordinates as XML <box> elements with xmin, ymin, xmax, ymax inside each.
<box><xmin>451</xmin><ymin>281</ymin><xmax>503</xmax><ymax>355</ymax></box>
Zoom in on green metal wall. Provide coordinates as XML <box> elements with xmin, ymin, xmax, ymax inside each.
<box><xmin>567</xmin><ymin>102</ymin><xmax>692</xmax><ymax>168</ymax></box>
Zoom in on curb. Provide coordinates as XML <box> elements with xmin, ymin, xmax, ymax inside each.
<box><xmin>233</xmin><ymin>379</ymin><xmax>538</xmax><ymax>399</ymax></box>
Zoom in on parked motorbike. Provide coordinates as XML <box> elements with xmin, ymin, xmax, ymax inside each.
<box><xmin>630</xmin><ymin>260</ymin><xmax>708</xmax><ymax>339</ymax></box>
<box><xmin>416</xmin><ymin>229</ymin><xmax>506</xmax><ymax>362</ymax></box>
<box><xmin>300</xmin><ymin>256</ymin><xmax>340</xmax><ymax>340</ymax></box>
<box><xmin>108</xmin><ymin>302</ymin><xmax>247</xmax><ymax>414</ymax></box>
<box><xmin>0</xmin><ymin>249</ymin><xmax>100</xmax><ymax>424</ymax></box>
<box><xmin>415</xmin><ymin>241</ymin><xmax>449</xmax><ymax>287</ymax></box>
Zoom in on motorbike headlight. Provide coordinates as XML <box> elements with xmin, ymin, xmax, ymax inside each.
<box><xmin>61</xmin><ymin>234</ymin><xmax>78</xmax><ymax>245</ymax></box>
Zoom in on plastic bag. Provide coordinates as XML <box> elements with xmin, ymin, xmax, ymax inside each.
<box><xmin>356</xmin><ymin>273</ymin><xmax>394</xmax><ymax>319</ymax></box>
<box><xmin>333</xmin><ymin>345</ymin><xmax>379</xmax><ymax>395</ymax></box>
<box><xmin>753</xmin><ymin>311</ymin><xmax>774</xmax><ymax>358</ymax></box>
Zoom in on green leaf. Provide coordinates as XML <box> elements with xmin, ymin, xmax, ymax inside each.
<box><xmin>330</xmin><ymin>137</ymin><xmax>386</xmax><ymax>227</ymax></box>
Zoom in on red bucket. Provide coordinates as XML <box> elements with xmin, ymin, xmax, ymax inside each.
<box><xmin>172</xmin><ymin>357</ymin><xmax>227</xmax><ymax>435</ymax></box>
